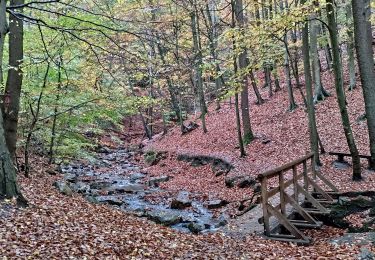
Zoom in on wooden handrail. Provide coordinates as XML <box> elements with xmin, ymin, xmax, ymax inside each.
<box><xmin>257</xmin><ymin>152</ymin><xmax>314</xmax><ymax>180</ymax></box>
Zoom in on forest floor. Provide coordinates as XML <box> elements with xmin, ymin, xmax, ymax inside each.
<box><xmin>1</xmin><ymin>68</ymin><xmax>375</xmax><ymax>259</ymax></box>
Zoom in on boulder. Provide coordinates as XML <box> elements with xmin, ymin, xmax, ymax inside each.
<box><xmin>53</xmin><ymin>181</ymin><xmax>73</xmax><ymax>196</ymax></box>
<box><xmin>145</xmin><ymin>210</ymin><xmax>182</xmax><ymax>226</ymax></box>
<box><xmin>225</xmin><ymin>175</ymin><xmax>257</xmax><ymax>189</ymax></box>
<box><xmin>70</xmin><ymin>182</ymin><xmax>90</xmax><ymax>194</ymax></box>
<box><xmin>171</xmin><ymin>191</ymin><xmax>192</xmax><ymax>209</ymax></box>
<box><xmin>206</xmin><ymin>200</ymin><xmax>228</xmax><ymax>209</ymax></box>
<box><xmin>225</xmin><ymin>176</ymin><xmax>243</xmax><ymax>188</ymax></box>
<box><xmin>237</xmin><ymin>177</ymin><xmax>257</xmax><ymax>188</ymax></box>
<box><xmin>129</xmin><ymin>173</ymin><xmax>146</xmax><ymax>182</ymax></box>
<box><xmin>148</xmin><ymin>175</ymin><xmax>170</xmax><ymax>187</ymax></box>
<box><xmin>144</xmin><ymin>151</ymin><xmax>167</xmax><ymax>166</ymax></box>
<box><xmin>96</xmin><ymin>146</ymin><xmax>112</xmax><ymax>154</ymax></box>
<box><xmin>64</xmin><ymin>173</ymin><xmax>77</xmax><ymax>183</ymax></box>
<box><xmin>211</xmin><ymin>160</ymin><xmax>231</xmax><ymax>177</ymax></box>
<box><xmin>96</xmin><ymin>195</ymin><xmax>124</xmax><ymax>206</ymax></box>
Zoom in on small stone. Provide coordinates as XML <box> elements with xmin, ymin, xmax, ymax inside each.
<box><xmin>338</xmin><ymin>196</ymin><xmax>351</xmax><ymax>206</ymax></box>
<box><xmin>46</xmin><ymin>169</ymin><xmax>58</xmax><ymax>175</ymax></box>
<box><xmin>85</xmin><ymin>196</ymin><xmax>99</xmax><ymax>204</ymax></box>
<box><xmin>64</xmin><ymin>173</ymin><xmax>77</xmax><ymax>183</ymax></box>
<box><xmin>171</xmin><ymin>191</ymin><xmax>192</xmax><ymax>209</ymax></box>
<box><xmin>53</xmin><ymin>181</ymin><xmax>73</xmax><ymax>196</ymax></box>
<box><xmin>187</xmin><ymin>222</ymin><xmax>206</xmax><ymax>234</ymax></box>
<box><xmin>215</xmin><ymin>214</ymin><xmax>228</xmax><ymax>228</ymax></box>
<box><xmin>106</xmin><ymin>183</ymin><xmax>145</xmax><ymax>194</ymax></box>
<box><xmin>333</xmin><ymin>160</ymin><xmax>351</xmax><ymax>170</ymax></box>
<box><xmin>129</xmin><ymin>173</ymin><xmax>146</xmax><ymax>182</ymax></box>
<box><xmin>148</xmin><ymin>176</ymin><xmax>170</xmax><ymax>187</ymax></box>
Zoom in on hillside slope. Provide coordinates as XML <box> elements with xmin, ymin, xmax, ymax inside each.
<box><xmin>146</xmin><ymin>70</ymin><xmax>375</xmax><ymax>196</ymax></box>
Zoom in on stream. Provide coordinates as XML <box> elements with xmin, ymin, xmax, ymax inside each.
<box><xmin>58</xmin><ymin>146</ymin><xmax>228</xmax><ymax>234</ymax></box>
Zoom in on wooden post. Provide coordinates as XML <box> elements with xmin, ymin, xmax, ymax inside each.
<box><xmin>292</xmin><ymin>165</ymin><xmax>298</xmax><ymax>201</ymax></box>
<box><xmin>261</xmin><ymin>177</ymin><xmax>270</xmax><ymax>235</ymax></box>
<box><xmin>279</xmin><ymin>171</ymin><xmax>286</xmax><ymax>216</ymax></box>
<box><xmin>303</xmin><ymin>160</ymin><xmax>308</xmax><ymax>197</ymax></box>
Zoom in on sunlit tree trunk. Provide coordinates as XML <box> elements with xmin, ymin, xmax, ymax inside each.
<box><xmin>327</xmin><ymin>0</ymin><xmax>361</xmax><ymax>180</ymax></box>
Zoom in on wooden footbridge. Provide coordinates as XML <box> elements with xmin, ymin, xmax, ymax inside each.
<box><xmin>257</xmin><ymin>152</ymin><xmax>339</xmax><ymax>244</ymax></box>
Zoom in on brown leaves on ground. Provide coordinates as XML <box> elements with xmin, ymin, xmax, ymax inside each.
<box><xmin>0</xmin><ymin>172</ymin><xmax>367</xmax><ymax>259</ymax></box>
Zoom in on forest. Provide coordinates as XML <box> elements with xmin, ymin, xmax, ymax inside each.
<box><xmin>0</xmin><ymin>0</ymin><xmax>375</xmax><ymax>258</ymax></box>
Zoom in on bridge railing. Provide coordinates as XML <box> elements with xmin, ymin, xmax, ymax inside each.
<box><xmin>257</xmin><ymin>152</ymin><xmax>339</xmax><ymax>244</ymax></box>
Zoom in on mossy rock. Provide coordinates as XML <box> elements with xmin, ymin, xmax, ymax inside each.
<box><xmin>144</xmin><ymin>150</ymin><xmax>167</xmax><ymax>166</ymax></box>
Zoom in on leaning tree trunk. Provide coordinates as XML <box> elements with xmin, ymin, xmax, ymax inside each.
<box><xmin>352</xmin><ymin>0</ymin><xmax>375</xmax><ymax>170</ymax></box>
<box><xmin>4</xmin><ymin>0</ymin><xmax>24</xmax><ymax>159</ymax></box>
<box><xmin>327</xmin><ymin>0</ymin><xmax>361</xmax><ymax>180</ymax></box>
<box><xmin>301</xmin><ymin>0</ymin><xmax>320</xmax><ymax>166</ymax></box>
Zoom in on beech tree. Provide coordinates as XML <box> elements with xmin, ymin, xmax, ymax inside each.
<box><xmin>352</xmin><ymin>0</ymin><xmax>375</xmax><ymax>170</ymax></box>
<box><xmin>327</xmin><ymin>0</ymin><xmax>361</xmax><ymax>180</ymax></box>
<box><xmin>301</xmin><ymin>0</ymin><xmax>320</xmax><ymax>166</ymax></box>
<box><xmin>4</xmin><ymin>0</ymin><xmax>24</xmax><ymax>159</ymax></box>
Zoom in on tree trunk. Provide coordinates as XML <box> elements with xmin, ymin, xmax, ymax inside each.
<box><xmin>272</xmin><ymin>62</ymin><xmax>281</xmax><ymax>92</ymax></box>
<box><xmin>352</xmin><ymin>0</ymin><xmax>375</xmax><ymax>170</ymax></box>
<box><xmin>346</xmin><ymin>2</ymin><xmax>356</xmax><ymax>91</ymax></box>
<box><xmin>327</xmin><ymin>0</ymin><xmax>361</xmax><ymax>180</ymax></box>
<box><xmin>0</xmin><ymin>105</ymin><xmax>25</xmax><ymax>203</ymax></box>
<box><xmin>310</xmin><ymin>10</ymin><xmax>330</xmax><ymax>103</ymax></box>
<box><xmin>291</xmin><ymin>29</ymin><xmax>301</xmax><ymax>87</ymax></box>
<box><xmin>234</xmin><ymin>0</ymin><xmax>254</xmax><ymax>144</ymax></box>
<box><xmin>249</xmin><ymin>70</ymin><xmax>264</xmax><ymax>105</ymax></box>
<box><xmin>301</xmin><ymin>0</ymin><xmax>320</xmax><ymax>166</ymax></box>
<box><xmin>284</xmin><ymin>40</ymin><xmax>297</xmax><ymax>111</ymax></box>
<box><xmin>190</xmin><ymin>5</ymin><xmax>207</xmax><ymax>133</ymax></box>
<box><xmin>4</xmin><ymin>0</ymin><xmax>24</xmax><ymax>159</ymax></box>
<box><xmin>0</xmin><ymin>0</ymin><xmax>7</xmax><ymax>85</ymax></box>
<box><xmin>205</xmin><ymin>0</ymin><xmax>221</xmax><ymax>110</ymax></box>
